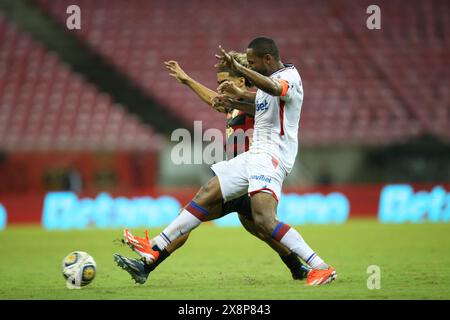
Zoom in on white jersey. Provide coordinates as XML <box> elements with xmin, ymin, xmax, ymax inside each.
<box><xmin>250</xmin><ymin>64</ymin><xmax>304</xmax><ymax>173</ymax></box>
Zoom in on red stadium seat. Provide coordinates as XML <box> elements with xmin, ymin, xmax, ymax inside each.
<box><xmin>9</xmin><ymin>0</ymin><xmax>450</xmax><ymax>146</ymax></box>
<box><xmin>0</xmin><ymin>13</ymin><xmax>163</xmax><ymax>152</ymax></box>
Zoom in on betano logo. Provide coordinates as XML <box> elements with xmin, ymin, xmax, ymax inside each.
<box><xmin>42</xmin><ymin>192</ymin><xmax>181</xmax><ymax>230</ymax></box>
<box><xmin>378</xmin><ymin>185</ymin><xmax>450</xmax><ymax>223</ymax></box>
<box><xmin>42</xmin><ymin>191</ymin><xmax>350</xmax><ymax>229</ymax></box>
<box><xmin>216</xmin><ymin>192</ymin><xmax>350</xmax><ymax>226</ymax></box>
<box><xmin>0</xmin><ymin>203</ymin><xmax>6</xmax><ymax>230</ymax></box>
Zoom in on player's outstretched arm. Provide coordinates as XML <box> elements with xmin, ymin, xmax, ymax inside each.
<box><xmin>212</xmin><ymin>95</ymin><xmax>255</xmax><ymax>116</ymax></box>
<box><xmin>164</xmin><ymin>60</ymin><xmax>220</xmax><ymax>110</ymax></box>
<box><xmin>216</xmin><ymin>46</ymin><xmax>283</xmax><ymax>97</ymax></box>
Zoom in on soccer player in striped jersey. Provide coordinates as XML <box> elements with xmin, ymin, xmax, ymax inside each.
<box><xmin>113</xmin><ymin>52</ymin><xmax>310</xmax><ymax>284</ymax></box>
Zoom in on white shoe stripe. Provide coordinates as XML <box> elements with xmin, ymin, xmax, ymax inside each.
<box><xmin>312</xmin><ymin>279</ymin><xmax>321</xmax><ymax>286</ymax></box>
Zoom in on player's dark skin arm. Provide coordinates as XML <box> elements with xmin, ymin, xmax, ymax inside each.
<box><xmin>234</xmin><ymin>64</ymin><xmax>283</xmax><ymax>96</ymax></box>
<box><xmin>217</xmin><ymin>46</ymin><xmax>284</xmax><ymax>97</ymax></box>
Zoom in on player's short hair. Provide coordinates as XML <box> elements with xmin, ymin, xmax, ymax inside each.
<box><xmin>247</xmin><ymin>37</ymin><xmax>280</xmax><ymax>60</ymax></box>
<box><xmin>217</xmin><ymin>51</ymin><xmax>252</xmax><ymax>87</ymax></box>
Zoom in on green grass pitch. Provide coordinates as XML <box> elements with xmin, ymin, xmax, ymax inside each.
<box><xmin>0</xmin><ymin>219</ymin><xmax>449</xmax><ymax>300</ymax></box>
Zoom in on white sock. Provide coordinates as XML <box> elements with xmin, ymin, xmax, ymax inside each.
<box><xmin>275</xmin><ymin>224</ymin><xmax>328</xmax><ymax>270</ymax></box>
<box><xmin>153</xmin><ymin>202</ymin><xmax>208</xmax><ymax>250</ymax></box>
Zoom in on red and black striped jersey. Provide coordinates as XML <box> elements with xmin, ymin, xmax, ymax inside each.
<box><xmin>225</xmin><ymin>109</ymin><xmax>254</xmax><ymax>159</ymax></box>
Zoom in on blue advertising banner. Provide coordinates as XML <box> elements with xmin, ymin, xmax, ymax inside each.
<box><xmin>379</xmin><ymin>185</ymin><xmax>450</xmax><ymax>223</ymax></box>
<box><xmin>41</xmin><ymin>191</ymin><xmax>350</xmax><ymax>229</ymax></box>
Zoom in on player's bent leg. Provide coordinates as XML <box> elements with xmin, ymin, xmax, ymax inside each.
<box><xmin>228</xmin><ymin>194</ymin><xmax>310</xmax><ymax>280</ymax></box>
<box><xmin>122</xmin><ymin>180</ymin><xmax>225</xmax><ymax>268</ymax></box>
<box><xmin>249</xmin><ymin>192</ymin><xmax>279</xmax><ymax>236</ymax></box>
<box><xmin>238</xmin><ymin>213</ymin><xmax>288</xmax><ymax>255</ymax></box>
<box><xmin>250</xmin><ymin>191</ymin><xmax>337</xmax><ymax>285</ymax></box>
<box><xmin>114</xmin><ymin>233</ymin><xmax>195</xmax><ymax>284</ymax></box>
<box><xmin>146</xmin><ymin>151</ymin><xmax>246</xmax><ymax>260</ymax></box>
<box><xmin>191</xmin><ymin>176</ymin><xmax>225</xmax><ymax>210</ymax></box>
<box><xmin>146</xmin><ymin>233</ymin><xmax>190</xmax><ymax>271</ymax></box>
<box><xmin>238</xmin><ymin>213</ymin><xmax>310</xmax><ymax>280</ymax></box>
<box><xmin>140</xmin><ymin>177</ymin><xmax>223</xmax><ymax>262</ymax></box>
<box><xmin>117</xmin><ymin>221</ymin><xmax>200</xmax><ymax>284</ymax></box>
<box><xmin>151</xmin><ymin>199</ymin><xmax>224</xmax><ymax>266</ymax></box>
<box><xmin>166</xmin><ymin>232</ymin><xmax>190</xmax><ymax>253</ymax></box>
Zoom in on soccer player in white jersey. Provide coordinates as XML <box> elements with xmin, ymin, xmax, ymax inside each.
<box><xmin>114</xmin><ymin>53</ymin><xmax>311</xmax><ymax>284</ymax></box>
<box><xmin>123</xmin><ymin>37</ymin><xmax>337</xmax><ymax>286</ymax></box>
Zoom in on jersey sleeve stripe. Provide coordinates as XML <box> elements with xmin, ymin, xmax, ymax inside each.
<box><xmin>278</xmin><ymin>79</ymin><xmax>289</xmax><ymax>97</ymax></box>
<box><xmin>279</xmin><ymin>100</ymin><xmax>285</xmax><ymax>136</ymax></box>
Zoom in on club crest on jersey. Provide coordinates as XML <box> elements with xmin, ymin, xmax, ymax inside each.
<box><xmin>256</xmin><ymin>100</ymin><xmax>269</xmax><ymax>112</ymax></box>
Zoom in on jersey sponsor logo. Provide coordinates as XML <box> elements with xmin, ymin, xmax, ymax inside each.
<box><xmin>256</xmin><ymin>100</ymin><xmax>269</xmax><ymax>112</ymax></box>
<box><xmin>249</xmin><ymin>174</ymin><xmax>272</xmax><ymax>184</ymax></box>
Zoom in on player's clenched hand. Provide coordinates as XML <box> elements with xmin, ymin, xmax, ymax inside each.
<box><xmin>215</xmin><ymin>45</ymin><xmax>239</xmax><ymax>71</ymax></box>
<box><xmin>211</xmin><ymin>95</ymin><xmax>234</xmax><ymax>113</ymax></box>
<box><xmin>164</xmin><ymin>60</ymin><xmax>190</xmax><ymax>84</ymax></box>
<box><xmin>217</xmin><ymin>81</ymin><xmax>243</xmax><ymax>99</ymax></box>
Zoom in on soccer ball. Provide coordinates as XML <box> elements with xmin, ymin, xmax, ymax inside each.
<box><xmin>62</xmin><ymin>251</ymin><xmax>96</xmax><ymax>289</ymax></box>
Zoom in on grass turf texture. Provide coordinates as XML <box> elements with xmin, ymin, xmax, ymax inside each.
<box><xmin>0</xmin><ymin>219</ymin><xmax>449</xmax><ymax>300</ymax></box>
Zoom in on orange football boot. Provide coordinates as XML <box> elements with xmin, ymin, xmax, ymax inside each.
<box><xmin>123</xmin><ymin>228</ymin><xmax>160</xmax><ymax>264</ymax></box>
<box><xmin>306</xmin><ymin>266</ymin><xmax>337</xmax><ymax>286</ymax></box>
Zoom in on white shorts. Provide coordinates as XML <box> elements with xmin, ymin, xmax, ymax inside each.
<box><xmin>211</xmin><ymin>151</ymin><xmax>286</xmax><ymax>202</ymax></box>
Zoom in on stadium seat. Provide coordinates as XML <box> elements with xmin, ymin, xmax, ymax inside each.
<box><xmin>23</xmin><ymin>0</ymin><xmax>450</xmax><ymax>145</ymax></box>
<box><xmin>0</xmin><ymin>13</ymin><xmax>164</xmax><ymax>152</ymax></box>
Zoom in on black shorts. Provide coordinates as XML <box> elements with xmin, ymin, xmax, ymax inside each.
<box><xmin>221</xmin><ymin>194</ymin><xmax>253</xmax><ymax>221</ymax></box>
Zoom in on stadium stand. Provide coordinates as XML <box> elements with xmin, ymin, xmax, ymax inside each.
<box><xmin>337</xmin><ymin>0</ymin><xmax>450</xmax><ymax>142</ymax></box>
<box><xmin>33</xmin><ymin>0</ymin><xmax>449</xmax><ymax>146</ymax></box>
<box><xmin>0</xmin><ymin>12</ymin><xmax>164</xmax><ymax>152</ymax></box>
